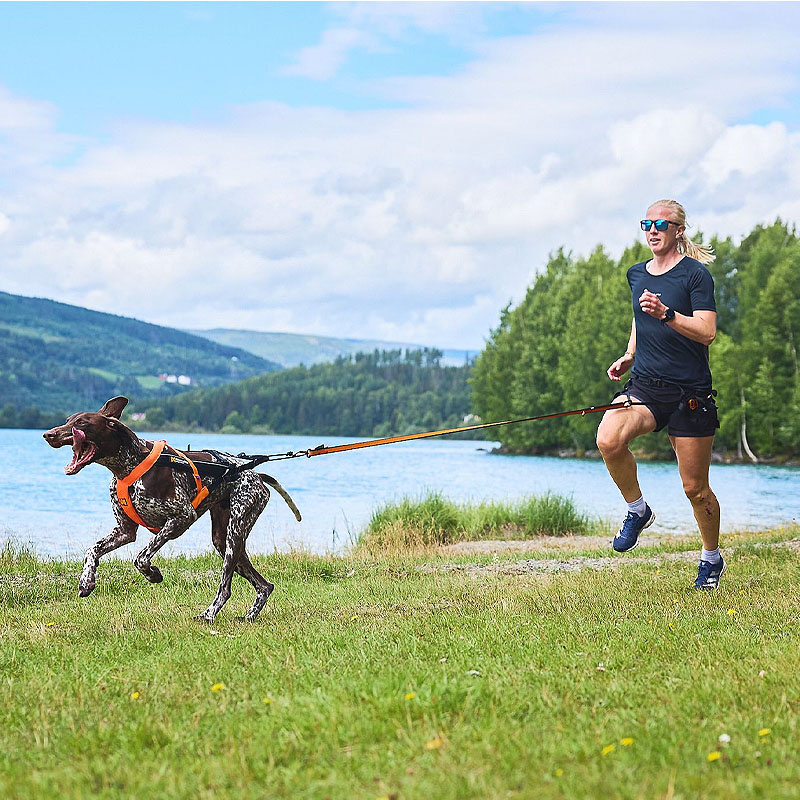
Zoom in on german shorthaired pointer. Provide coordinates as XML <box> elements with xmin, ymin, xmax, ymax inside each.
<box><xmin>43</xmin><ymin>396</ymin><xmax>301</xmax><ymax>622</ymax></box>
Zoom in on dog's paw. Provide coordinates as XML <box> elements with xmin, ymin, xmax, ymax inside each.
<box><xmin>194</xmin><ymin>612</ymin><xmax>215</xmax><ymax>624</ymax></box>
<box><xmin>146</xmin><ymin>566</ymin><xmax>164</xmax><ymax>584</ymax></box>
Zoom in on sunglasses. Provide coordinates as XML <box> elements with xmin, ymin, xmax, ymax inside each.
<box><xmin>640</xmin><ymin>219</ymin><xmax>681</xmax><ymax>232</ymax></box>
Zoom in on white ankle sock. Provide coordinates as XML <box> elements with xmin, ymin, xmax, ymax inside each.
<box><xmin>701</xmin><ymin>547</ymin><xmax>721</xmax><ymax>564</ymax></box>
<box><xmin>626</xmin><ymin>496</ymin><xmax>647</xmax><ymax>517</ymax></box>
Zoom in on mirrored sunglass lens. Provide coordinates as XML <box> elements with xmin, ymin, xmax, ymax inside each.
<box><xmin>640</xmin><ymin>220</ymin><xmax>653</xmax><ymax>231</ymax></box>
<box><xmin>654</xmin><ymin>219</ymin><xmax>669</xmax><ymax>231</ymax></box>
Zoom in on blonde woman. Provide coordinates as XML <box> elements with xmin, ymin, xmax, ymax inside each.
<box><xmin>596</xmin><ymin>200</ymin><xmax>723</xmax><ymax>589</ymax></box>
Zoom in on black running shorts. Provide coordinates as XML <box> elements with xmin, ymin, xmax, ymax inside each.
<box><xmin>615</xmin><ymin>375</ymin><xmax>719</xmax><ymax>438</ymax></box>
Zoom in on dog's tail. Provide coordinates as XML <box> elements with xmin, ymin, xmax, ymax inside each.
<box><xmin>260</xmin><ymin>475</ymin><xmax>302</xmax><ymax>522</ymax></box>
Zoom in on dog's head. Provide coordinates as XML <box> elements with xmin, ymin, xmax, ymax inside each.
<box><xmin>43</xmin><ymin>396</ymin><xmax>140</xmax><ymax>475</ymax></box>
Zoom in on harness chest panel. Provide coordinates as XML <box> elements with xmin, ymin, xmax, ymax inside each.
<box><xmin>116</xmin><ymin>441</ymin><xmax>209</xmax><ymax>532</ymax></box>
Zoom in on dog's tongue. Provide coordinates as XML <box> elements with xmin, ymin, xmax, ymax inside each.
<box><xmin>65</xmin><ymin>427</ymin><xmax>96</xmax><ymax>475</ymax></box>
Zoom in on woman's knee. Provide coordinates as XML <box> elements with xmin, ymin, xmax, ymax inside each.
<box><xmin>682</xmin><ymin>478</ymin><xmax>713</xmax><ymax>504</ymax></box>
<box><xmin>596</xmin><ymin>423</ymin><xmax>628</xmax><ymax>458</ymax></box>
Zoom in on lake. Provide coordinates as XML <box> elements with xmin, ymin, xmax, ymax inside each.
<box><xmin>1</xmin><ymin>428</ymin><xmax>798</xmax><ymax>559</ymax></box>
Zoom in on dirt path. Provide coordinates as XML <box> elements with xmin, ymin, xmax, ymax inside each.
<box><xmin>442</xmin><ymin>533</ymin><xmax>688</xmax><ymax>556</ymax></box>
<box><xmin>426</xmin><ymin>535</ymin><xmax>800</xmax><ymax>576</ymax></box>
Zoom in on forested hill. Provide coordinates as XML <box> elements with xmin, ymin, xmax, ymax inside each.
<box><xmin>136</xmin><ymin>349</ymin><xmax>474</xmax><ymax>437</ymax></box>
<box><xmin>471</xmin><ymin>220</ymin><xmax>800</xmax><ymax>461</ymax></box>
<box><xmin>187</xmin><ymin>328</ymin><xmax>477</xmax><ymax>369</ymax></box>
<box><xmin>0</xmin><ymin>291</ymin><xmax>279</xmax><ymax>422</ymax></box>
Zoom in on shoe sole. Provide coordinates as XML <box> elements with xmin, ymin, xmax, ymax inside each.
<box><xmin>613</xmin><ymin>510</ymin><xmax>656</xmax><ymax>553</ymax></box>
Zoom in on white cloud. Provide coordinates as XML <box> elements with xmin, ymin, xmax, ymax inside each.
<box><xmin>282</xmin><ymin>27</ymin><xmax>379</xmax><ymax>80</ymax></box>
<box><xmin>2</xmin><ymin>7</ymin><xmax>800</xmax><ymax>349</ymax></box>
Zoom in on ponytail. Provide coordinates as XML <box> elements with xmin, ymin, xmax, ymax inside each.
<box><xmin>678</xmin><ymin>235</ymin><xmax>715</xmax><ymax>265</ymax></box>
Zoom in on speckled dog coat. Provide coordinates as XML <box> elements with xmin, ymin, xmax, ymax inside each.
<box><xmin>43</xmin><ymin>396</ymin><xmax>301</xmax><ymax>622</ymax></box>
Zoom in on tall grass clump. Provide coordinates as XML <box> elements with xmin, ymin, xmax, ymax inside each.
<box><xmin>358</xmin><ymin>491</ymin><xmax>589</xmax><ymax>553</ymax></box>
<box><xmin>360</xmin><ymin>491</ymin><xmax>461</xmax><ymax>552</ymax></box>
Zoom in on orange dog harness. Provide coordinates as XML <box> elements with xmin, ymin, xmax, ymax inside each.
<box><xmin>116</xmin><ymin>440</ymin><xmax>210</xmax><ymax>532</ymax></box>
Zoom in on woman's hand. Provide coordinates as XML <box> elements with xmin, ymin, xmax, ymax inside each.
<box><xmin>607</xmin><ymin>352</ymin><xmax>634</xmax><ymax>381</ymax></box>
<box><xmin>639</xmin><ymin>289</ymin><xmax>667</xmax><ymax>320</ymax></box>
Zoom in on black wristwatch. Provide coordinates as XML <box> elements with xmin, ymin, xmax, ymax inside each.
<box><xmin>661</xmin><ymin>307</ymin><xmax>676</xmax><ymax>324</ymax></box>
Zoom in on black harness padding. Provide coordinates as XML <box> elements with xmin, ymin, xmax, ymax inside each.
<box><xmin>155</xmin><ymin>449</ymin><xmax>259</xmax><ymax>492</ymax></box>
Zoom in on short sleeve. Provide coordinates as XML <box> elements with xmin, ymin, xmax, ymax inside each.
<box><xmin>688</xmin><ymin>265</ymin><xmax>716</xmax><ymax>312</ymax></box>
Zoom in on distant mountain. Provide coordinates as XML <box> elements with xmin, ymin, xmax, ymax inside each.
<box><xmin>187</xmin><ymin>328</ymin><xmax>477</xmax><ymax>368</ymax></box>
<box><xmin>0</xmin><ymin>291</ymin><xmax>280</xmax><ymax>415</ymax></box>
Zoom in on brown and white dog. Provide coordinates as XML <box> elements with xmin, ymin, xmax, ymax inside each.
<box><xmin>43</xmin><ymin>396</ymin><xmax>301</xmax><ymax>622</ymax></box>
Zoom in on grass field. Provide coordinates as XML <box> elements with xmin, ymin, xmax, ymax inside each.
<box><xmin>1</xmin><ymin>528</ymin><xmax>798</xmax><ymax>800</ymax></box>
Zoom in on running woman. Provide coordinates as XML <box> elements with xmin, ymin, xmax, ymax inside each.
<box><xmin>596</xmin><ymin>199</ymin><xmax>723</xmax><ymax>589</ymax></box>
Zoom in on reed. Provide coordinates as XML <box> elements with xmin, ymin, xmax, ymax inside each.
<box><xmin>358</xmin><ymin>491</ymin><xmax>590</xmax><ymax>553</ymax></box>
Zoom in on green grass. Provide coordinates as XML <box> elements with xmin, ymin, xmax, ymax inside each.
<box><xmin>135</xmin><ymin>375</ymin><xmax>165</xmax><ymax>390</ymax></box>
<box><xmin>1</xmin><ymin>532</ymin><xmax>798</xmax><ymax>799</ymax></box>
<box><xmin>359</xmin><ymin>491</ymin><xmax>592</xmax><ymax>552</ymax></box>
<box><xmin>86</xmin><ymin>368</ymin><xmax>163</xmax><ymax>391</ymax></box>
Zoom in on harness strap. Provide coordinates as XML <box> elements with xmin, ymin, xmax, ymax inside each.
<box><xmin>116</xmin><ymin>440</ymin><xmax>166</xmax><ymax>532</ymax></box>
<box><xmin>116</xmin><ymin>440</ymin><xmax>209</xmax><ymax>532</ymax></box>
<box><xmin>168</xmin><ymin>448</ymin><xmax>210</xmax><ymax>509</ymax></box>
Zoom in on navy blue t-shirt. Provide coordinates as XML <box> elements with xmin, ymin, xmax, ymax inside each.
<box><xmin>627</xmin><ymin>256</ymin><xmax>716</xmax><ymax>389</ymax></box>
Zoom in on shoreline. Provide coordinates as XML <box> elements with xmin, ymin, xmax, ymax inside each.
<box><xmin>486</xmin><ymin>445</ymin><xmax>800</xmax><ymax>468</ymax></box>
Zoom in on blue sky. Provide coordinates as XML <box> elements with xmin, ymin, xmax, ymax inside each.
<box><xmin>0</xmin><ymin>3</ymin><xmax>548</xmax><ymax>128</ymax></box>
<box><xmin>1</xmin><ymin>2</ymin><xmax>800</xmax><ymax>348</ymax></box>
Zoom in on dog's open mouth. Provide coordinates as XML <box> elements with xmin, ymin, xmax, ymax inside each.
<box><xmin>65</xmin><ymin>427</ymin><xmax>97</xmax><ymax>475</ymax></box>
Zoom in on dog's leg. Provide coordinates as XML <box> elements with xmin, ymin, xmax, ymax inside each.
<box><xmin>209</xmin><ymin>503</ymin><xmax>273</xmax><ymax>622</ymax></box>
<box><xmin>209</xmin><ymin>502</ymin><xmax>230</xmax><ymax>558</ymax></box>
<box><xmin>237</xmin><ymin>552</ymin><xmax>274</xmax><ymax>622</ymax></box>
<box><xmin>133</xmin><ymin>509</ymin><xmax>196</xmax><ymax>584</ymax></box>
<box><xmin>79</xmin><ymin>522</ymin><xmax>138</xmax><ymax>597</ymax></box>
<box><xmin>197</xmin><ymin>475</ymin><xmax>269</xmax><ymax>623</ymax></box>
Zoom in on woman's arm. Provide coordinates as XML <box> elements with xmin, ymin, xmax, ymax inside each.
<box><xmin>638</xmin><ymin>290</ymin><xmax>716</xmax><ymax>346</ymax></box>
<box><xmin>607</xmin><ymin>318</ymin><xmax>636</xmax><ymax>381</ymax></box>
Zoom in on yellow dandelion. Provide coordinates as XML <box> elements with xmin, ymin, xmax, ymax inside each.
<box><xmin>350</xmin><ymin>615</ymin><xmax>358</xmax><ymax>621</ymax></box>
<box><xmin>668</xmin><ymin>622</ymin><xmax>674</xmax><ymax>630</ymax></box>
<box><xmin>424</xmin><ymin>737</ymin><xmax>443</xmax><ymax>750</ymax></box>
<box><xmin>130</xmin><ymin>691</ymin><xmax>140</xmax><ymax>700</ymax></box>
<box><xmin>601</xmin><ymin>744</ymin><xmax>615</xmax><ymax>756</ymax></box>
<box><xmin>555</xmin><ymin>768</ymin><xmax>564</xmax><ymax>777</ymax></box>
<box><xmin>263</xmin><ymin>697</ymin><xmax>272</xmax><ymax>705</ymax></box>
<box><xmin>211</xmin><ymin>682</ymin><xmax>226</xmax><ymax>693</ymax></box>
<box><xmin>46</xmin><ymin>622</ymin><xmax>56</xmax><ymax>627</ymax></box>
<box><xmin>758</xmin><ymin>728</ymin><xmax>771</xmax><ymax>737</ymax></box>
<box><xmin>707</xmin><ymin>751</ymin><xmax>721</xmax><ymax>762</ymax></box>
<box><xmin>727</xmin><ymin>609</ymin><xmax>736</xmax><ymax>616</ymax></box>
<box><xmin>620</xmin><ymin>737</ymin><xmax>634</xmax><ymax>746</ymax></box>
<box><xmin>405</xmin><ymin>692</ymin><xmax>416</xmax><ymax>701</ymax></box>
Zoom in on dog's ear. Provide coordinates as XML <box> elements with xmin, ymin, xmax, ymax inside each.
<box><xmin>98</xmin><ymin>396</ymin><xmax>129</xmax><ymax>419</ymax></box>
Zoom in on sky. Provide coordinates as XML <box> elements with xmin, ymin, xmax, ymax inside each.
<box><xmin>1</xmin><ymin>1</ymin><xmax>800</xmax><ymax>350</ymax></box>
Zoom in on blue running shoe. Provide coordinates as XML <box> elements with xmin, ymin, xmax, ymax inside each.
<box><xmin>694</xmin><ymin>557</ymin><xmax>726</xmax><ymax>590</ymax></box>
<box><xmin>612</xmin><ymin>505</ymin><xmax>655</xmax><ymax>552</ymax></box>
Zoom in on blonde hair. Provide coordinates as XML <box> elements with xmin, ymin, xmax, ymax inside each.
<box><xmin>649</xmin><ymin>198</ymin><xmax>715</xmax><ymax>264</ymax></box>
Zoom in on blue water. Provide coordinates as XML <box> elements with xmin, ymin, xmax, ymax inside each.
<box><xmin>1</xmin><ymin>429</ymin><xmax>798</xmax><ymax>558</ymax></box>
